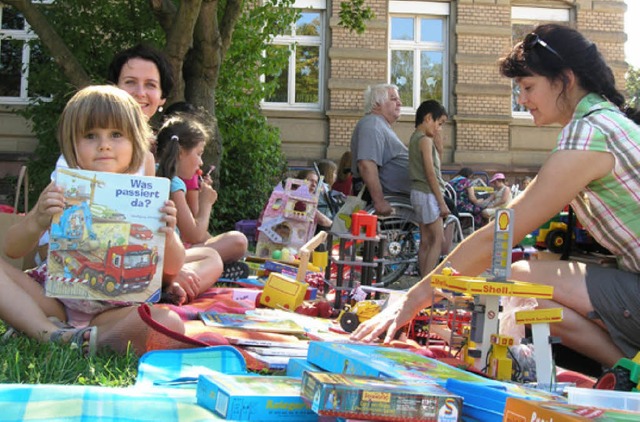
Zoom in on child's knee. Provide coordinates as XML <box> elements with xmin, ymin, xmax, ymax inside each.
<box><xmin>231</xmin><ymin>231</ymin><xmax>249</xmax><ymax>251</ymax></box>
<box><xmin>150</xmin><ymin>308</ymin><xmax>185</xmax><ymax>333</ymax></box>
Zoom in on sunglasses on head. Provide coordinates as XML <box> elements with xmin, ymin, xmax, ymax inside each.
<box><xmin>523</xmin><ymin>33</ymin><xmax>564</xmax><ymax>63</ymax></box>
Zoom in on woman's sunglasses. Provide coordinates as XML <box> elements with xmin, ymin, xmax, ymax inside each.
<box><xmin>523</xmin><ymin>33</ymin><xmax>564</xmax><ymax>63</ymax></box>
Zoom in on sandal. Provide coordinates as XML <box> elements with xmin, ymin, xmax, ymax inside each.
<box><xmin>50</xmin><ymin>326</ymin><xmax>98</xmax><ymax>358</ymax></box>
<box><xmin>220</xmin><ymin>261</ymin><xmax>250</xmax><ymax>281</ymax></box>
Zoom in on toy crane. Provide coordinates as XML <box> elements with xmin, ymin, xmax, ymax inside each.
<box><xmin>432</xmin><ymin>209</ymin><xmax>555</xmax><ymax>382</ymax></box>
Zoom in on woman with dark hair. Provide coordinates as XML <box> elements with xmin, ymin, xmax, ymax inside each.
<box><xmin>351</xmin><ymin>24</ymin><xmax>640</xmax><ymax>368</ymax></box>
<box><xmin>107</xmin><ymin>43</ymin><xmax>175</xmax><ymax>120</ymax></box>
<box><xmin>449</xmin><ymin>167</ymin><xmax>484</xmax><ymax>228</ymax></box>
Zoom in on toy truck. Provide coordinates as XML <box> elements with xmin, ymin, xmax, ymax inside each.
<box><xmin>594</xmin><ymin>352</ymin><xmax>640</xmax><ymax>391</ymax></box>
<box><xmin>51</xmin><ymin>244</ymin><xmax>158</xmax><ymax>296</ymax></box>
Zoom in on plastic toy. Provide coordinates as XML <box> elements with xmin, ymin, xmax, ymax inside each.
<box><xmin>515</xmin><ymin>308</ymin><xmax>563</xmax><ymax>389</ymax></box>
<box><xmin>530</xmin><ymin>206</ymin><xmax>608</xmax><ymax>254</ymax></box>
<box><xmin>431</xmin><ymin>209</ymin><xmax>555</xmax><ymax>376</ymax></box>
<box><xmin>487</xmin><ymin>334</ymin><xmax>515</xmax><ymax>381</ymax></box>
<box><xmin>594</xmin><ymin>352</ymin><xmax>640</xmax><ymax>391</ymax></box>
<box><xmin>256</xmin><ymin>178</ymin><xmax>320</xmax><ymax>259</ymax></box>
<box><xmin>337</xmin><ymin>300</ymin><xmax>381</xmax><ymax>332</ymax></box>
<box><xmin>259</xmin><ymin>232</ymin><xmax>327</xmax><ymax>310</ymax></box>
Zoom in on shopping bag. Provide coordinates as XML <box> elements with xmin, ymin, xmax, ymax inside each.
<box><xmin>330</xmin><ymin>187</ymin><xmax>366</xmax><ymax>234</ymax></box>
<box><xmin>0</xmin><ymin>166</ymin><xmax>37</xmax><ymax>270</ymax></box>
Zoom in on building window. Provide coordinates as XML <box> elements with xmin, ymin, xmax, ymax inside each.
<box><xmin>389</xmin><ymin>1</ymin><xmax>449</xmax><ymax>111</ymax></box>
<box><xmin>511</xmin><ymin>7</ymin><xmax>571</xmax><ymax>115</ymax></box>
<box><xmin>0</xmin><ymin>5</ymin><xmax>44</xmax><ymax>104</ymax></box>
<box><xmin>264</xmin><ymin>1</ymin><xmax>324</xmax><ymax>110</ymax></box>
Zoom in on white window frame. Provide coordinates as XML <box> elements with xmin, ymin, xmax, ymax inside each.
<box><xmin>511</xmin><ymin>7</ymin><xmax>571</xmax><ymax>118</ymax></box>
<box><xmin>388</xmin><ymin>1</ymin><xmax>450</xmax><ymax>113</ymax></box>
<box><xmin>261</xmin><ymin>0</ymin><xmax>325</xmax><ymax>111</ymax></box>
<box><xmin>0</xmin><ymin>1</ymin><xmax>52</xmax><ymax>105</ymax></box>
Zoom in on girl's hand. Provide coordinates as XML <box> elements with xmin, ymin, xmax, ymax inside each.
<box><xmin>199</xmin><ymin>182</ymin><xmax>218</xmax><ymax>206</ymax></box>
<box><xmin>159</xmin><ymin>200</ymin><xmax>178</xmax><ymax>231</ymax></box>
<box><xmin>34</xmin><ymin>182</ymin><xmax>65</xmax><ymax>229</ymax></box>
<box><xmin>173</xmin><ymin>267</ymin><xmax>201</xmax><ymax>303</ymax></box>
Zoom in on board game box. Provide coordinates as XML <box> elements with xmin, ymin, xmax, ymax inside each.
<box><xmin>503</xmin><ymin>397</ymin><xmax>640</xmax><ymax>422</ymax></box>
<box><xmin>46</xmin><ymin>168</ymin><xmax>169</xmax><ymax>303</ymax></box>
<box><xmin>196</xmin><ymin>373</ymin><xmax>316</xmax><ymax>421</ymax></box>
<box><xmin>300</xmin><ymin>371</ymin><xmax>462</xmax><ymax>421</ymax></box>
<box><xmin>306</xmin><ymin>341</ymin><xmax>498</xmax><ymax>387</ymax></box>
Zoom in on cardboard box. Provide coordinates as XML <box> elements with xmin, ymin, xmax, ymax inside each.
<box><xmin>503</xmin><ymin>397</ymin><xmax>640</xmax><ymax>422</ymax></box>
<box><xmin>196</xmin><ymin>373</ymin><xmax>316</xmax><ymax>421</ymax></box>
<box><xmin>301</xmin><ymin>371</ymin><xmax>462</xmax><ymax>421</ymax></box>
<box><xmin>445</xmin><ymin>379</ymin><xmax>565</xmax><ymax>422</ymax></box>
<box><xmin>287</xmin><ymin>358</ymin><xmax>324</xmax><ymax>378</ymax></box>
<box><xmin>306</xmin><ymin>341</ymin><xmax>497</xmax><ymax>387</ymax></box>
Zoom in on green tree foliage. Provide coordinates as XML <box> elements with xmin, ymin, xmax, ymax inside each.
<box><xmin>212</xmin><ymin>0</ymin><xmax>296</xmax><ymax>231</ymax></box>
<box><xmin>627</xmin><ymin>65</ymin><xmax>640</xmax><ymax>109</ymax></box>
<box><xmin>338</xmin><ymin>0</ymin><xmax>375</xmax><ymax>35</ymax></box>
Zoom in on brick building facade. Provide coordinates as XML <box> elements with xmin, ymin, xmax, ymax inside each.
<box><xmin>0</xmin><ymin>0</ymin><xmax>630</xmax><ymax>183</ymax></box>
<box><xmin>264</xmin><ymin>0</ymin><xmax>628</xmax><ymax>181</ymax></box>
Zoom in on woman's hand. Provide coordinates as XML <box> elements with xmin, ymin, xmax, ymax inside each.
<box><xmin>350</xmin><ymin>298</ymin><xmax>416</xmax><ymax>344</ymax></box>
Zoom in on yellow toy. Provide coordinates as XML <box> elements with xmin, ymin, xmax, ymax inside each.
<box><xmin>515</xmin><ymin>308</ymin><xmax>563</xmax><ymax>389</ymax></box>
<box><xmin>487</xmin><ymin>334</ymin><xmax>515</xmax><ymax>381</ymax></box>
<box><xmin>432</xmin><ymin>209</ymin><xmax>555</xmax><ymax>376</ymax></box>
<box><xmin>259</xmin><ymin>232</ymin><xmax>327</xmax><ymax>310</ymax></box>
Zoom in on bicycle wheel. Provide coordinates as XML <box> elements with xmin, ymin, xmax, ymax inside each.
<box><xmin>367</xmin><ymin>198</ymin><xmax>420</xmax><ymax>287</ymax></box>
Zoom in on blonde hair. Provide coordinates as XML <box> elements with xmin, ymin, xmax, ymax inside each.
<box><xmin>57</xmin><ymin>85</ymin><xmax>151</xmax><ymax>173</ymax></box>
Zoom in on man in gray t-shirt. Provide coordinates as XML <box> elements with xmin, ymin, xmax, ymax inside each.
<box><xmin>351</xmin><ymin>84</ymin><xmax>410</xmax><ymax>215</ymax></box>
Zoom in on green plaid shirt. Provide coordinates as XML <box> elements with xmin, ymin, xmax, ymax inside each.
<box><xmin>554</xmin><ymin>93</ymin><xmax>640</xmax><ymax>272</ymax></box>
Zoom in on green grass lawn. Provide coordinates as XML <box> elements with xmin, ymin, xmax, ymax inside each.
<box><xmin>0</xmin><ymin>320</ymin><xmax>138</xmax><ymax>386</ymax></box>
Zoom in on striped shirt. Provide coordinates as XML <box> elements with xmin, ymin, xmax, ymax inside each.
<box><xmin>554</xmin><ymin>93</ymin><xmax>640</xmax><ymax>272</ymax></box>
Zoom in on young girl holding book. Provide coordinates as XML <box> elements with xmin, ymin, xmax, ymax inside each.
<box><xmin>0</xmin><ymin>85</ymin><xmax>207</xmax><ymax>356</ymax></box>
<box><xmin>155</xmin><ymin>114</ymin><xmax>248</xmax><ymax>267</ymax></box>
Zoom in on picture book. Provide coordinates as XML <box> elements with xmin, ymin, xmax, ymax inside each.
<box><xmin>196</xmin><ymin>373</ymin><xmax>316</xmax><ymax>421</ymax></box>
<box><xmin>300</xmin><ymin>371</ymin><xmax>462</xmax><ymax>422</ymax></box>
<box><xmin>243</xmin><ymin>351</ymin><xmax>291</xmax><ymax>371</ymax></box>
<box><xmin>244</xmin><ymin>346</ymin><xmax>308</xmax><ymax>357</ymax></box>
<box><xmin>199</xmin><ymin>312</ymin><xmax>305</xmax><ymax>334</ymax></box>
<box><xmin>45</xmin><ymin>168</ymin><xmax>170</xmax><ymax>303</ymax></box>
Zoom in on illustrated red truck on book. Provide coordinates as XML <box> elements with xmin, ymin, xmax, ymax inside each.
<box><xmin>50</xmin><ymin>243</ymin><xmax>158</xmax><ymax>296</ymax></box>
